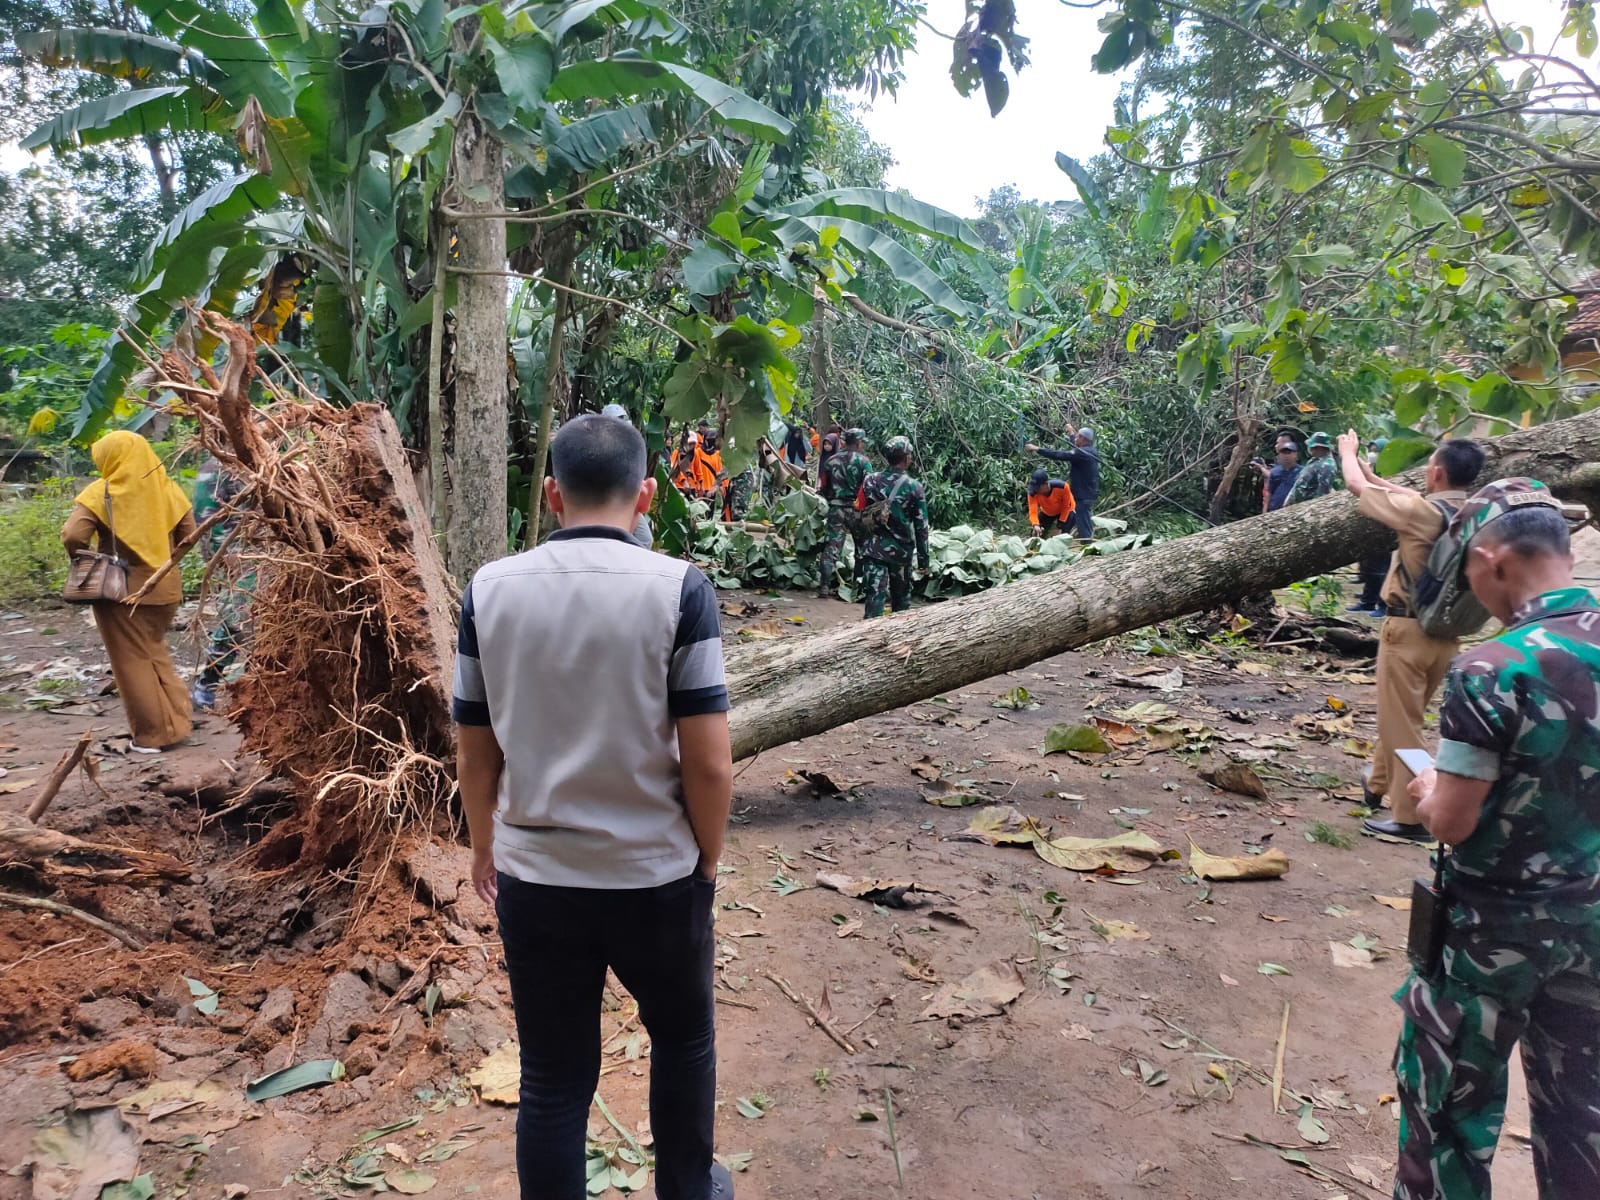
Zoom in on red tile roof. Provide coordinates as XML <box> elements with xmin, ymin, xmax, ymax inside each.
<box><xmin>1565</xmin><ymin>272</ymin><xmax>1600</xmax><ymax>345</ymax></box>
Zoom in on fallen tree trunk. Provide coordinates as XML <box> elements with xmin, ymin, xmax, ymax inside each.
<box><xmin>725</xmin><ymin>408</ymin><xmax>1600</xmax><ymax>760</ymax></box>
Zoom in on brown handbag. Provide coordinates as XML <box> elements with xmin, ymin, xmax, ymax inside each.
<box><xmin>63</xmin><ymin>486</ymin><xmax>130</xmax><ymax>605</ymax></box>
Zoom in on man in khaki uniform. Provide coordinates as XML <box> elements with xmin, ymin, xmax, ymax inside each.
<box><xmin>1335</xmin><ymin>430</ymin><xmax>1486</xmax><ymax>841</ymax></box>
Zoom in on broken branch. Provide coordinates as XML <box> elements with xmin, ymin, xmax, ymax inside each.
<box><xmin>26</xmin><ymin>730</ymin><xmax>93</xmax><ymax>822</ymax></box>
<box><xmin>762</xmin><ymin>970</ymin><xmax>857</xmax><ymax>1055</ymax></box>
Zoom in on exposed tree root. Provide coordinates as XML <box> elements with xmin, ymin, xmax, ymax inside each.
<box><xmin>135</xmin><ymin>312</ymin><xmax>458</xmax><ymax>878</ymax></box>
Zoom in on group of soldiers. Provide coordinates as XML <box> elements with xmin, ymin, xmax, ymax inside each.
<box><xmin>813</xmin><ymin>426</ymin><xmax>931</xmax><ymax>619</ymax></box>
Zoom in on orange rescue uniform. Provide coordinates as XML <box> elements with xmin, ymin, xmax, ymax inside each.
<box><xmin>1028</xmin><ymin>482</ymin><xmax>1076</xmax><ymax>528</ymax></box>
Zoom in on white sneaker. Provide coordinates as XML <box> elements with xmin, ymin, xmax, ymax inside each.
<box><xmin>128</xmin><ymin>743</ymin><xmax>162</xmax><ymax>755</ymax></box>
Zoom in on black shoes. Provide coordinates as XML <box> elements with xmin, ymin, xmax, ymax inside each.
<box><xmin>1361</xmin><ymin>817</ymin><xmax>1433</xmax><ymax>842</ymax></box>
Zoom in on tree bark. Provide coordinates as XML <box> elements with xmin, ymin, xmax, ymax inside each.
<box><xmin>810</xmin><ymin>304</ymin><xmax>832</xmax><ymax>429</ymax></box>
<box><xmin>446</xmin><ymin>87</ymin><xmax>508</xmax><ymax>581</ymax></box>
<box><xmin>426</xmin><ymin>216</ymin><xmax>449</xmax><ymax>535</ymax></box>
<box><xmin>724</xmin><ymin>409</ymin><xmax>1600</xmax><ymax>760</ymax></box>
<box><xmin>527</xmin><ymin>235</ymin><xmax>577</xmax><ymax>543</ymax></box>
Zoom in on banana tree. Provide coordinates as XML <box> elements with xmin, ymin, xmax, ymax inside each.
<box><xmin>18</xmin><ymin>0</ymin><xmax>450</xmax><ymax>435</ymax></box>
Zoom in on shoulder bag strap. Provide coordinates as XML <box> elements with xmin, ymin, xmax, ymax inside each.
<box><xmin>103</xmin><ymin>484</ymin><xmax>120</xmax><ymax>557</ymax></box>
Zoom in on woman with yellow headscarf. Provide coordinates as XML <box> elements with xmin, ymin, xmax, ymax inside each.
<box><xmin>61</xmin><ymin>431</ymin><xmax>198</xmax><ymax>751</ymax></box>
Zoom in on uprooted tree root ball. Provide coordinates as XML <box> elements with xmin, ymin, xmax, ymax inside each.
<box><xmin>140</xmin><ymin>313</ymin><xmax>460</xmax><ymax>873</ymax></box>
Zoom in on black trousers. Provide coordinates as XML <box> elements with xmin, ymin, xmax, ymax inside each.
<box><xmin>1357</xmin><ymin>553</ymin><xmax>1388</xmax><ymax>608</ymax></box>
<box><xmin>496</xmin><ymin>870</ymin><xmax>719</xmax><ymax>1200</ymax></box>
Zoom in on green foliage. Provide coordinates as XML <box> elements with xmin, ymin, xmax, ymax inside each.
<box><xmin>690</xmin><ymin>495</ymin><xmax>1152</xmax><ymax>599</ymax></box>
<box><xmin>1306</xmin><ymin>821</ymin><xmax>1354</xmax><ymax>850</ymax></box>
<box><xmin>0</xmin><ymin>322</ymin><xmax>110</xmax><ymax>443</ymax></box>
<box><xmin>0</xmin><ymin>480</ymin><xmax>75</xmax><ymax>606</ymax></box>
<box><xmin>1287</xmin><ymin>574</ymin><xmax>1344</xmax><ymax>618</ymax></box>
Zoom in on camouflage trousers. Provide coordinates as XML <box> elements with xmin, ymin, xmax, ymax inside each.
<box><xmin>859</xmin><ymin>557</ymin><xmax>911</xmax><ymax>619</ymax></box>
<box><xmin>728</xmin><ymin>471</ymin><xmax>754</xmax><ymax>521</ymax></box>
<box><xmin>1393</xmin><ymin>883</ymin><xmax>1600</xmax><ymax>1200</ymax></box>
<box><xmin>199</xmin><ymin>573</ymin><xmax>254</xmax><ymax>687</ymax></box>
<box><xmin>819</xmin><ymin>504</ymin><xmax>856</xmax><ymax>594</ymax></box>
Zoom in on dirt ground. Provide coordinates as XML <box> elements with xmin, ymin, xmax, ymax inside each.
<box><xmin>0</xmin><ymin>585</ymin><xmax>1545</xmax><ymax>1200</ymax></box>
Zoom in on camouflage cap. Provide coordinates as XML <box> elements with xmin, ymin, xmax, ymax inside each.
<box><xmin>884</xmin><ymin>435</ymin><xmax>913</xmax><ymax>457</ymax></box>
<box><xmin>1452</xmin><ymin>477</ymin><xmax>1561</xmax><ymax>546</ymax></box>
<box><xmin>845</xmin><ymin>427</ymin><xmax>867</xmax><ymax>443</ymax></box>
<box><xmin>1306</xmin><ymin>432</ymin><xmax>1333</xmax><ymax>449</ymax></box>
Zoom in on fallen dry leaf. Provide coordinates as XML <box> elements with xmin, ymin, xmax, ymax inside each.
<box><xmin>1035</xmin><ymin>830</ymin><xmax>1175</xmax><ymax>873</ymax></box>
<box><xmin>908</xmin><ymin>756</ymin><xmax>942</xmax><ymax>782</ymax></box>
<box><xmin>1062</xmin><ymin>1023</ymin><xmax>1095</xmax><ymax>1041</ymax></box>
<box><xmin>1189</xmin><ymin>842</ymin><xmax>1290</xmax><ymax>881</ymax></box>
<box><xmin>1200</xmin><ymin>761</ymin><xmax>1269</xmax><ymax>799</ymax></box>
<box><xmin>1219</xmin><ymin>973</ymin><xmax>1240</xmax><ymax>987</ymax></box>
<box><xmin>1084</xmin><ymin>911</ymin><xmax>1150</xmax><ymax>943</ymax></box>
<box><xmin>815</xmin><ymin>871</ymin><xmax>942</xmax><ymax>908</ymax></box>
<box><xmin>466</xmin><ymin>1041</ymin><xmax>521</xmax><ymax>1104</ymax></box>
<box><xmin>920</xmin><ymin>959</ymin><xmax>1027</xmax><ymax>1020</ymax></box>
<box><xmin>1329</xmin><ymin>941</ymin><xmax>1376</xmax><ymax>969</ymax></box>
<box><xmin>834</xmin><ymin>919</ymin><xmax>863</xmax><ymax>939</ymax></box>
<box><xmin>1114</xmin><ymin>666</ymin><xmax>1184</xmax><ymax>692</ymax></box>
<box><xmin>957</xmin><ymin>805</ymin><xmax>1048</xmax><ymax>847</ymax></box>
<box><xmin>1092</xmin><ymin>716</ymin><xmax>1142</xmax><ymax>747</ymax></box>
<box><xmin>1235</xmin><ymin>661</ymin><xmax>1272</xmax><ymax>676</ymax></box>
<box><xmin>959</xmin><ymin>807</ymin><xmax>1174</xmax><ymax>872</ymax></box>
<box><xmin>1373</xmin><ymin>894</ymin><xmax>1412</xmax><ymax>911</ymax></box>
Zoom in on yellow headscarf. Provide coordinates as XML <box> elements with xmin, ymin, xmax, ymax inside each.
<box><xmin>73</xmin><ymin>431</ymin><xmax>192</xmax><ymax>569</ymax></box>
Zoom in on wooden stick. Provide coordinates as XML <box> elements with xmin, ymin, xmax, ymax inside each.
<box><xmin>26</xmin><ymin>730</ymin><xmax>93</xmax><ymax>823</ymax></box>
<box><xmin>762</xmin><ymin>971</ymin><xmax>856</xmax><ymax>1054</ymax></box>
<box><xmin>0</xmin><ymin>891</ymin><xmax>145</xmax><ymax>950</ymax></box>
<box><xmin>1271</xmin><ymin>1000</ymin><xmax>1290</xmax><ymax>1114</ymax></box>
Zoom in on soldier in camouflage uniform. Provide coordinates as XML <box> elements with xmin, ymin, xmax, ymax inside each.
<box><xmin>854</xmin><ymin>436</ymin><xmax>930</xmax><ymax>619</ymax></box>
<box><xmin>817</xmin><ymin>428</ymin><xmax>872</xmax><ymax>599</ymax></box>
<box><xmin>1286</xmin><ymin>431</ymin><xmax>1342</xmax><ymax>504</ymax></box>
<box><xmin>189</xmin><ymin>457</ymin><xmax>252</xmax><ymax>711</ymax></box>
<box><xmin>1394</xmin><ymin>478</ymin><xmax>1600</xmax><ymax>1200</ymax></box>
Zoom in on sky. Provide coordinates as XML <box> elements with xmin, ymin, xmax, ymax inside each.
<box><xmin>853</xmin><ymin>0</ymin><xmax>1579</xmax><ymax>218</ymax></box>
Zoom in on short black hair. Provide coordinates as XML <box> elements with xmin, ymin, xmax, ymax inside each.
<box><xmin>1474</xmin><ymin>506</ymin><xmax>1571</xmax><ymax>558</ymax></box>
<box><xmin>551</xmin><ymin>413</ymin><xmax>646</xmax><ymax>506</ymax></box>
<box><xmin>885</xmin><ymin>445</ymin><xmax>910</xmax><ymax>467</ymax></box>
<box><xmin>1435</xmin><ymin>439</ymin><xmax>1486</xmax><ymax>488</ymax></box>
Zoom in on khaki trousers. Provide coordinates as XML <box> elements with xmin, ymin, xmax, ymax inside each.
<box><xmin>1369</xmin><ymin>616</ymin><xmax>1457</xmax><ymax>823</ymax></box>
<box><xmin>93</xmin><ymin>601</ymin><xmax>192</xmax><ymax>749</ymax></box>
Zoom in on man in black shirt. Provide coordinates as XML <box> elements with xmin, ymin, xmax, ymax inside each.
<box><xmin>1026</xmin><ymin>426</ymin><xmax>1100</xmax><ymax>540</ymax></box>
<box><xmin>1252</xmin><ymin>437</ymin><xmax>1302</xmax><ymax>513</ymax></box>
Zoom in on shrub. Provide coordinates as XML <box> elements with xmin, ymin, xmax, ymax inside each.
<box><xmin>0</xmin><ymin>480</ymin><xmax>75</xmax><ymax>607</ymax></box>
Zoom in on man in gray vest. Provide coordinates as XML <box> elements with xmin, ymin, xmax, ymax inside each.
<box><xmin>454</xmin><ymin>413</ymin><xmax>736</xmax><ymax>1200</ymax></box>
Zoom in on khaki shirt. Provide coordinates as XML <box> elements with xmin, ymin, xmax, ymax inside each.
<box><xmin>1356</xmin><ymin>486</ymin><xmax>1466</xmax><ymax>609</ymax></box>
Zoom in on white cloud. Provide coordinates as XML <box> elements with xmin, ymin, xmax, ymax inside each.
<box><xmin>854</xmin><ymin>0</ymin><xmax>1581</xmax><ymax>218</ymax></box>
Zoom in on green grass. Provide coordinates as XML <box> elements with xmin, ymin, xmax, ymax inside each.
<box><xmin>1306</xmin><ymin>820</ymin><xmax>1355</xmax><ymax>850</ymax></box>
<box><xmin>0</xmin><ymin>481</ymin><xmax>75</xmax><ymax>607</ymax></box>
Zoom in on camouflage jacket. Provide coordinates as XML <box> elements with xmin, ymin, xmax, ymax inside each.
<box><xmin>1285</xmin><ymin>454</ymin><xmax>1340</xmax><ymax>504</ymax></box>
<box><xmin>856</xmin><ymin>468</ymin><xmax>930</xmax><ymax>565</ymax></box>
<box><xmin>820</xmin><ymin>450</ymin><xmax>871</xmax><ymax>507</ymax></box>
<box><xmin>192</xmin><ymin>458</ymin><xmax>244</xmax><ymax>558</ymax></box>
<box><xmin>1436</xmin><ymin>587</ymin><xmax>1600</xmax><ymax>900</ymax></box>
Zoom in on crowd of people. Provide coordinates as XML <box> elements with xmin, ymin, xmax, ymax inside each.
<box><xmin>51</xmin><ymin>407</ymin><xmax>1598</xmax><ymax>1200</ymax></box>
